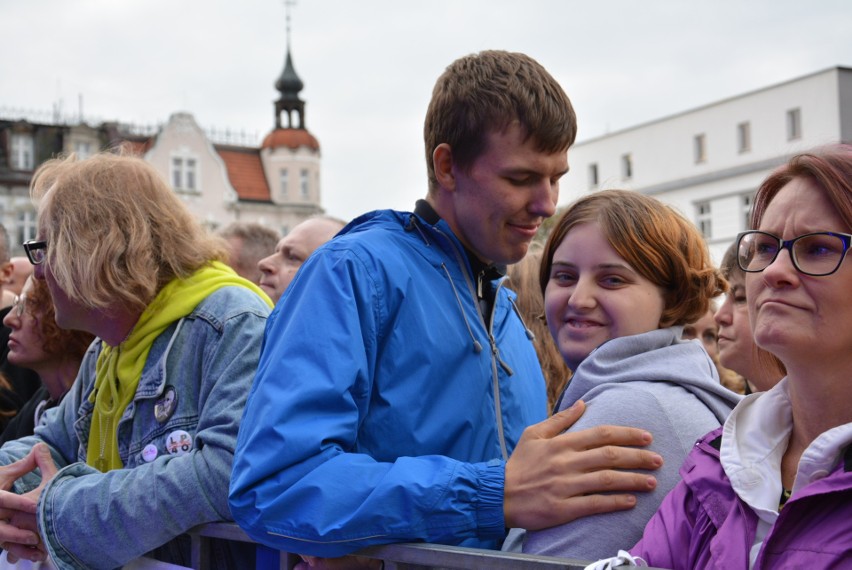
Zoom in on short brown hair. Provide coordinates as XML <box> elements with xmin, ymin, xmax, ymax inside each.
<box><xmin>31</xmin><ymin>153</ymin><xmax>229</xmax><ymax>313</ymax></box>
<box><xmin>751</xmin><ymin>144</ymin><xmax>852</xmax><ymax>230</ymax></box>
<box><xmin>540</xmin><ymin>190</ymin><xmax>726</xmax><ymax>327</ymax></box>
<box><xmin>424</xmin><ymin>50</ymin><xmax>577</xmax><ymax>193</ymax></box>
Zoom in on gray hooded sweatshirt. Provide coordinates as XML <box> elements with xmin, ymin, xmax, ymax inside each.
<box><xmin>511</xmin><ymin>326</ymin><xmax>741</xmax><ymax>561</ymax></box>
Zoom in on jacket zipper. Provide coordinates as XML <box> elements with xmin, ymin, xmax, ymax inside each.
<box><xmin>431</xmin><ymin>225</ymin><xmax>511</xmax><ymax>461</ymax></box>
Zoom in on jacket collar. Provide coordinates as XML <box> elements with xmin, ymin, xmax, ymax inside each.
<box><xmin>413</xmin><ymin>200</ymin><xmax>506</xmax><ymax>280</ymax></box>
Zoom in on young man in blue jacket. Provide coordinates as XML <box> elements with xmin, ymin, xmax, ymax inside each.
<box><xmin>229</xmin><ymin>50</ymin><xmax>663</xmax><ymax>565</ymax></box>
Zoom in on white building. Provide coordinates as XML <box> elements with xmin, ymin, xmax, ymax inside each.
<box><xmin>562</xmin><ymin>66</ymin><xmax>852</xmax><ymax>262</ymax></box>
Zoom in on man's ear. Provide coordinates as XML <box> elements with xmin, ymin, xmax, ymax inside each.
<box><xmin>432</xmin><ymin>143</ymin><xmax>455</xmax><ymax>192</ymax></box>
<box><xmin>0</xmin><ymin>262</ymin><xmax>13</xmax><ymax>285</ymax></box>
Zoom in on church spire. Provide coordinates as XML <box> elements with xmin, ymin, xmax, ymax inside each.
<box><xmin>274</xmin><ymin>0</ymin><xmax>305</xmax><ymax>129</ymax></box>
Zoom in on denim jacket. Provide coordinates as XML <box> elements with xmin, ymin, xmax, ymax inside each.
<box><xmin>0</xmin><ymin>286</ymin><xmax>269</xmax><ymax>570</ymax></box>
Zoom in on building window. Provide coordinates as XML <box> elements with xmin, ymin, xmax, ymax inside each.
<box><xmin>786</xmin><ymin>108</ymin><xmax>802</xmax><ymax>140</ymax></box>
<box><xmin>17</xmin><ymin>210</ymin><xmax>36</xmax><ymax>246</ymax></box>
<box><xmin>300</xmin><ymin>169</ymin><xmax>309</xmax><ymax>199</ymax></box>
<box><xmin>620</xmin><ymin>153</ymin><xmax>632</xmax><ymax>180</ymax></box>
<box><xmin>736</xmin><ymin>122</ymin><xmax>751</xmax><ymax>153</ymax></box>
<box><xmin>742</xmin><ymin>193</ymin><xmax>755</xmax><ymax>230</ymax></box>
<box><xmin>10</xmin><ymin>134</ymin><xmax>34</xmax><ymax>170</ymax></box>
<box><xmin>185</xmin><ymin>159</ymin><xmax>197</xmax><ymax>190</ymax></box>
<box><xmin>172</xmin><ymin>158</ymin><xmax>183</xmax><ymax>189</ymax></box>
<box><xmin>74</xmin><ymin>141</ymin><xmax>93</xmax><ymax>159</ymax></box>
<box><xmin>696</xmin><ymin>201</ymin><xmax>712</xmax><ymax>239</ymax></box>
<box><xmin>693</xmin><ymin>134</ymin><xmax>706</xmax><ymax>164</ymax></box>
<box><xmin>588</xmin><ymin>163</ymin><xmax>599</xmax><ymax>187</ymax></box>
<box><xmin>171</xmin><ymin>155</ymin><xmax>200</xmax><ymax>192</ymax></box>
<box><xmin>279</xmin><ymin>169</ymin><xmax>289</xmax><ymax>199</ymax></box>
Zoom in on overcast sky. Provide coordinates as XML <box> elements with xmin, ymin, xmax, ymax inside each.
<box><xmin>3</xmin><ymin>0</ymin><xmax>851</xmax><ymax>222</ymax></box>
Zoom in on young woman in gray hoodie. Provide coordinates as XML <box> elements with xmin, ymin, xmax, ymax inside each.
<box><xmin>510</xmin><ymin>189</ymin><xmax>741</xmax><ymax>560</ymax></box>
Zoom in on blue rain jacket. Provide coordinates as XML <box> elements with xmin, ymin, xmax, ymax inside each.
<box><xmin>230</xmin><ymin>209</ymin><xmax>547</xmax><ymax>557</ymax></box>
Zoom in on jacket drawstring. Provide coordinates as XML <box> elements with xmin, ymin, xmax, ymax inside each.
<box><xmin>508</xmin><ymin>296</ymin><xmax>536</xmax><ymax>341</ymax></box>
<box><xmin>404</xmin><ymin>214</ymin><xmax>431</xmax><ymax>246</ymax></box>
<box><xmin>441</xmin><ymin>263</ymin><xmax>483</xmax><ymax>354</ymax></box>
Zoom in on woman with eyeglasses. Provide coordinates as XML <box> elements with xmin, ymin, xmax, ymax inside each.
<box><xmin>0</xmin><ymin>153</ymin><xmax>272</xmax><ymax>569</ymax></box>
<box><xmin>0</xmin><ymin>276</ymin><xmax>93</xmax><ymax>446</ymax></box>
<box><xmin>588</xmin><ymin>144</ymin><xmax>852</xmax><ymax>569</ymax></box>
<box><xmin>714</xmin><ymin>241</ymin><xmax>786</xmax><ymax>395</ymax></box>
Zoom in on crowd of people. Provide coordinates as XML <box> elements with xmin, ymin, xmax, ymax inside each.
<box><xmin>0</xmin><ymin>49</ymin><xmax>846</xmax><ymax>570</ymax></box>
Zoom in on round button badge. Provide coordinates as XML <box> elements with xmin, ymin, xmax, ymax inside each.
<box><xmin>166</xmin><ymin>429</ymin><xmax>193</xmax><ymax>456</ymax></box>
<box><xmin>142</xmin><ymin>443</ymin><xmax>159</xmax><ymax>463</ymax></box>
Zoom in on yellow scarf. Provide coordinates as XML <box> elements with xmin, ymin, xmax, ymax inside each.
<box><xmin>86</xmin><ymin>261</ymin><xmax>272</xmax><ymax>471</ymax></box>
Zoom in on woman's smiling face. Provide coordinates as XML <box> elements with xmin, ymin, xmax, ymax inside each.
<box><xmin>544</xmin><ymin>222</ymin><xmax>666</xmax><ymax>370</ymax></box>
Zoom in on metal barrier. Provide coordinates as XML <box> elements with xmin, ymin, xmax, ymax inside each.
<box><xmin>182</xmin><ymin>523</ymin><xmax>648</xmax><ymax>570</ymax></box>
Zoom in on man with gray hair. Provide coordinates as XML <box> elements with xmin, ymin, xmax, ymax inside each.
<box><xmin>218</xmin><ymin>222</ymin><xmax>281</xmax><ymax>284</ymax></box>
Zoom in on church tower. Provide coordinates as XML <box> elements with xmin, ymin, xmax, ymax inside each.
<box><xmin>274</xmin><ymin>44</ymin><xmax>305</xmax><ymax>130</ymax></box>
<box><xmin>260</xmin><ymin>3</ymin><xmax>322</xmax><ymax>230</ymax></box>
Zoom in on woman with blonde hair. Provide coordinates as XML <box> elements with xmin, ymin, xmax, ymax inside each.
<box><xmin>0</xmin><ymin>153</ymin><xmax>271</xmax><ymax>569</ymax></box>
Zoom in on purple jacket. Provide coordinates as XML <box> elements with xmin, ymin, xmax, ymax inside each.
<box><xmin>631</xmin><ymin>428</ymin><xmax>852</xmax><ymax>569</ymax></box>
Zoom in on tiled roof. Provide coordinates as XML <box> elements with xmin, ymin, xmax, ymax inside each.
<box><xmin>216</xmin><ymin>146</ymin><xmax>271</xmax><ymax>202</ymax></box>
<box><xmin>118</xmin><ymin>138</ymin><xmax>154</xmax><ymax>155</ymax></box>
<box><xmin>261</xmin><ymin>128</ymin><xmax>320</xmax><ymax>151</ymax></box>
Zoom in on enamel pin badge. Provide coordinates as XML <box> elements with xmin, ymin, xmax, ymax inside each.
<box><xmin>154</xmin><ymin>385</ymin><xmax>178</xmax><ymax>424</ymax></box>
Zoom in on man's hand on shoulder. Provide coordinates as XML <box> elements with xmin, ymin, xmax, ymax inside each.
<box><xmin>504</xmin><ymin>400</ymin><xmax>663</xmax><ymax>530</ymax></box>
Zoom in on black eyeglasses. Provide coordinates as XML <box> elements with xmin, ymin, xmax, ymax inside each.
<box><xmin>22</xmin><ymin>240</ymin><xmax>47</xmax><ymax>265</ymax></box>
<box><xmin>737</xmin><ymin>230</ymin><xmax>852</xmax><ymax>277</ymax></box>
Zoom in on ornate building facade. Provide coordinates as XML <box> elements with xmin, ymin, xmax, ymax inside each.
<box><xmin>0</xmin><ymin>42</ymin><xmax>324</xmax><ymax>254</ymax></box>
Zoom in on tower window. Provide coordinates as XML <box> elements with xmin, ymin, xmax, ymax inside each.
<box><xmin>280</xmin><ymin>169</ymin><xmax>289</xmax><ymax>199</ymax></box>
<box><xmin>300</xmin><ymin>169</ymin><xmax>309</xmax><ymax>199</ymax></box>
